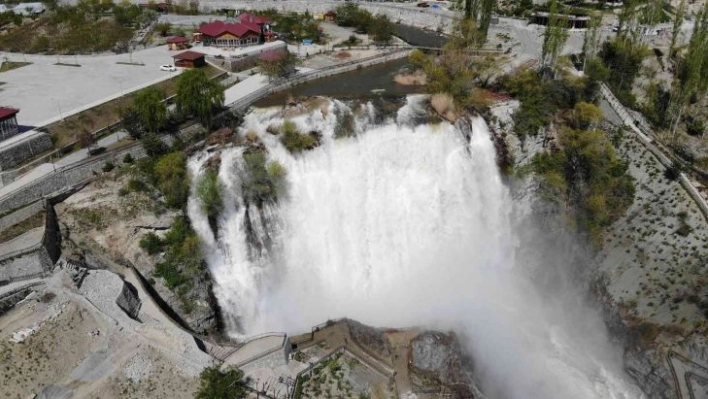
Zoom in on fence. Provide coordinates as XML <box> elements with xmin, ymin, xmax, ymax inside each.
<box><xmin>600</xmin><ymin>83</ymin><xmax>708</xmax><ymax>221</ymax></box>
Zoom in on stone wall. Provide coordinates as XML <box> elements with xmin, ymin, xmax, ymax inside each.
<box><xmin>0</xmin><ymin>199</ymin><xmax>45</xmax><ymax>232</ymax></box>
<box><xmin>0</xmin><ymin>144</ymin><xmax>146</xmax><ymax>212</ymax></box>
<box><xmin>0</xmin><ymin>132</ymin><xmax>53</xmax><ymax>171</ymax></box>
<box><xmin>0</xmin><ymin>249</ymin><xmax>51</xmax><ymax>283</ymax></box>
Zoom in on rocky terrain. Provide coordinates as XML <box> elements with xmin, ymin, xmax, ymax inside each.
<box><xmin>492</xmin><ymin>97</ymin><xmax>708</xmax><ymax>398</ymax></box>
<box><xmin>0</xmin><ymin>267</ymin><xmax>211</xmax><ymax>399</ymax></box>
<box><xmin>54</xmin><ymin>171</ymin><xmax>218</xmax><ymax>334</ymax></box>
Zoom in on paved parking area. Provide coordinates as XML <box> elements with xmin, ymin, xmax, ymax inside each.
<box><xmin>0</xmin><ymin>45</ymin><xmax>182</xmax><ymax>127</ymax></box>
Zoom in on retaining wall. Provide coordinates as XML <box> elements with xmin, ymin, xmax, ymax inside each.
<box><xmin>0</xmin><ymin>132</ymin><xmax>53</xmax><ymax>172</ymax></box>
<box><xmin>0</xmin><ymin>144</ymin><xmax>146</xmax><ymax>213</ymax></box>
<box><xmin>0</xmin><ymin>199</ymin><xmax>45</xmax><ymax>233</ymax></box>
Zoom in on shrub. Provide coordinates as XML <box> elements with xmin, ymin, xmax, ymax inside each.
<box><xmin>102</xmin><ymin>161</ymin><xmax>115</xmax><ymax>172</ymax></box>
<box><xmin>154</xmin><ymin>152</ymin><xmax>189</xmax><ymax>209</ymax></box>
<box><xmin>125</xmin><ymin>179</ymin><xmax>149</xmax><ymax>193</ymax></box>
<box><xmin>266</xmin><ymin>161</ymin><xmax>286</xmax><ymax>179</ymax></box>
<box><xmin>139</xmin><ymin>232</ymin><xmax>164</xmax><ymax>255</ymax></box>
<box><xmin>196</xmin><ymin>367</ymin><xmax>247</xmax><ymax>399</ymax></box>
<box><xmin>123</xmin><ymin>153</ymin><xmax>134</xmax><ymax>164</ymax></box>
<box><xmin>280</xmin><ymin>121</ymin><xmax>318</xmax><ymax>153</ymax></box>
<box><xmin>196</xmin><ymin>169</ymin><xmax>222</xmax><ymax>218</ymax></box>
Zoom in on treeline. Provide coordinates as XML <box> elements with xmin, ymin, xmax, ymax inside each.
<box><xmin>334</xmin><ymin>3</ymin><xmax>395</xmax><ymax>44</ymax></box>
<box><xmin>0</xmin><ymin>0</ymin><xmax>155</xmax><ymax>53</ymax></box>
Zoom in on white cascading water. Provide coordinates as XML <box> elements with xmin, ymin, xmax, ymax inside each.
<box><xmin>188</xmin><ymin>96</ymin><xmax>644</xmax><ymax>399</ymax></box>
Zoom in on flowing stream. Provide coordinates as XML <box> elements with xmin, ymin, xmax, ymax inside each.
<box><xmin>187</xmin><ymin>96</ymin><xmax>643</xmax><ymax>398</ymax></box>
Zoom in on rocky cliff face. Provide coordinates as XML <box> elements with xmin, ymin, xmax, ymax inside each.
<box><xmin>410</xmin><ymin>331</ymin><xmax>481</xmax><ymax>398</ymax></box>
<box><xmin>493</xmin><ymin>100</ymin><xmax>708</xmax><ymax>398</ymax></box>
<box><xmin>55</xmin><ymin>173</ymin><xmax>218</xmax><ymax>334</ymax></box>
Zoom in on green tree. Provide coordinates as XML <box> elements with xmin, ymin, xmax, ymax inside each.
<box><xmin>669</xmin><ymin>0</ymin><xmax>687</xmax><ymax>57</ymax></box>
<box><xmin>195</xmin><ymin>367</ymin><xmax>247</xmax><ymax>399</ymax></box>
<box><xmin>541</xmin><ymin>0</ymin><xmax>569</xmax><ymax>76</ymax></box>
<box><xmin>668</xmin><ymin>3</ymin><xmax>708</xmax><ymax>139</ymax></box>
<box><xmin>258</xmin><ymin>51</ymin><xmax>301</xmax><ymax>81</ymax></box>
<box><xmin>175</xmin><ymin>69</ymin><xmax>225</xmax><ymax>128</ymax></box>
<box><xmin>154</xmin><ymin>152</ymin><xmax>189</xmax><ymax>208</ymax></box>
<box><xmin>133</xmin><ymin>87</ymin><xmax>168</xmax><ymax>134</ymax></box>
<box><xmin>196</xmin><ymin>168</ymin><xmax>222</xmax><ymax>219</ymax></box>
<box><xmin>370</xmin><ymin>14</ymin><xmax>394</xmax><ymax>45</ymax></box>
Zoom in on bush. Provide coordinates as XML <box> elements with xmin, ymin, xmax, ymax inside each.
<box><xmin>280</xmin><ymin>121</ymin><xmax>318</xmax><ymax>153</ymax></box>
<box><xmin>102</xmin><ymin>162</ymin><xmax>115</xmax><ymax>172</ymax></box>
<box><xmin>196</xmin><ymin>169</ymin><xmax>222</xmax><ymax>219</ymax></box>
<box><xmin>196</xmin><ymin>367</ymin><xmax>247</xmax><ymax>399</ymax></box>
<box><xmin>141</xmin><ymin>133</ymin><xmax>168</xmax><ymax>157</ymax></box>
<box><xmin>154</xmin><ymin>152</ymin><xmax>189</xmax><ymax>209</ymax></box>
<box><xmin>139</xmin><ymin>232</ymin><xmax>164</xmax><ymax>255</ymax></box>
<box><xmin>532</xmin><ymin>127</ymin><xmax>635</xmax><ymax>245</ymax></box>
<box><xmin>123</xmin><ymin>153</ymin><xmax>135</xmax><ymax>164</ymax></box>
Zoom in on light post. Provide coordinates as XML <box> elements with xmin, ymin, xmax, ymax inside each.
<box><xmin>56</xmin><ymin>100</ymin><xmax>64</xmax><ymax>121</ymax></box>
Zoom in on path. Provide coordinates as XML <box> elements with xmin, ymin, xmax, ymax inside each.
<box><xmin>600</xmin><ymin>83</ymin><xmax>708</xmax><ymax>221</ymax></box>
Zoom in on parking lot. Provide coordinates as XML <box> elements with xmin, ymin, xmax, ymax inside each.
<box><xmin>0</xmin><ymin>45</ymin><xmax>183</xmax><ymax>127</ymax></box>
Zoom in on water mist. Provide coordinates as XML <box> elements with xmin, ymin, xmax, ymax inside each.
<box><xmin>187</xmin><ymin>96</ymin><xmax>643</xmax><ymax>399</ymax></box>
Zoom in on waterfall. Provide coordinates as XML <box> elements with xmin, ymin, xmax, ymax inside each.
<box><xmin>188</xmin><ymin>96</ymin><xmax>643</xmax><ymax>399</ymax></box>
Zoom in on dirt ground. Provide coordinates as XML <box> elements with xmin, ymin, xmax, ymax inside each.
<box><xmin>0</xmin><ymin>268</ymin><xmax>209</xmax><ymax>399</ymax></box>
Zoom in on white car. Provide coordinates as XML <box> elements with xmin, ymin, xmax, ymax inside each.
<box><xmin>160</xmin><ymin>65</ymin><xmax>177</xmax><ymax>72</ymax></box>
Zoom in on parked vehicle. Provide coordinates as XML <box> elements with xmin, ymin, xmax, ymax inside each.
<box><xmin>160</xmin><ymin>64</ymin><xmax>177</xmax><ymax>71</ymax></box>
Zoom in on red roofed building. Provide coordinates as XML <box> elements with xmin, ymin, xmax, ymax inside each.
<box><xmin>166</xmin><ymin>36</ymin><xmax>189</xmax><ymax>50</ymax></box>
<box><xmin>195</xmin><ymin>14</ymin><xmax>273</xmax><ymax>48</ymax></box>
<box><xmin>0</xmin><ymin>107</ymin><xmax>20</xmax><ymax>141</ymax></box>
<box><xmin>172</xmin><ymin>51</ymin><xmax>206</xmax><ymax>68</ymax></box>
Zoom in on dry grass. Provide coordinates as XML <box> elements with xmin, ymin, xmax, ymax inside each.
<box><xmin>0</xmin><ymin>211</ymin><xmax>45</xmax><ymax>243</ymax></box>
<box><xmin>46</xmin><ymin>65</ymin><xmax>222</xmax><ymax>149</ymax></box>
<box><xmin>393</xmin><ymin>70</ymin><xmax>427</xmax><ymax>86</ymax></box>
<box><xmin>335</xmin><ymin>51</ymin><xmax>352</xmax><ymax>60</ymax></box>
<box><xmin>0</xmin><ymin>61</ymin><xmax>32</xmax><ymax>73</ymax></box>
<box><xmin>430</xmin><ymin>93</ymin><xmax>457</xmax><ymax>122</ymax></box>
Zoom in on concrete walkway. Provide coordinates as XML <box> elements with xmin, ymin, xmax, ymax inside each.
<box><xmin>0</xmin><ymin>46</ymin><xmax>183</xmax><ymax>127</ymax></box>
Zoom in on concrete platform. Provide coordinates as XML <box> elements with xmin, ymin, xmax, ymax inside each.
<box><xmin>224</xmin><ymin>333</ymin><xmax>287</xmax><ymax>367</ymax></box>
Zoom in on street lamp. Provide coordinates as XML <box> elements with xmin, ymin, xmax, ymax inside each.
<box><xmin>56</xmin><ymin>100</ymin><xmax>64</xmax><ymax>121</ymax></box>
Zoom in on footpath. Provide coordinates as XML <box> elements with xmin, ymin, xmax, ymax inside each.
<box><xmin>600</xmin><ymin>83</ymin><xmax>708</xmax><ymax>221</ymax></box>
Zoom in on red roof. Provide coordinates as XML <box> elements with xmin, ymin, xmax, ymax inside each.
<box><xmin>166</xmin><ymin>36</ymin><xmax>189</xmax><ymax>44</ymax></box>
<box><xmin>172</xmin><ymin>51</ymin><xmax>205</xmax><ymax>61</ymax></box>
<box><xmin>236</xmin><ymin>13</ymin><xmax>271</xmax><ymax>25</ymax></box>
<box><xmin>197</xmin><ymin>20</ymin><xmax>261</xmax><ymax>38</ymax></box>
<box><xmin>0</xmin><ymin>107</ymin><xmax>19</xmax><ymax>120</ymax></box>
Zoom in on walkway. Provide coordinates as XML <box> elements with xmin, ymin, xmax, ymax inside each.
<box><xmin>600</xmin><ymin>83</ymin><xmax>708</xmax><ymax>221</ymax></box>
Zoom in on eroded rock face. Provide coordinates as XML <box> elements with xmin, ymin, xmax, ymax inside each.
<box><xmin>346</xmin><ymin>318</ymin><xmax>392</xmax><ymax>359</ymax></box>
<box><xmin>411</xmin><ymin>331</ymin><xmax>479</xmax><ymax>398</ymax></box>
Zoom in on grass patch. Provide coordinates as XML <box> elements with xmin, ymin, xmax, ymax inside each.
<box><xmin>0</xmin><ymin>212</ymin><xmax>45</xmax><ymax>243</ymax></box>
<box><xmin>44</xmin><ymin>64</ymin><xmax>221</xmax><ymax>149</ymax></box>
<box><xmin>0</xmin><ymin>61</ymin><xmax>32</xmax><ymax>73</ymax></box>
<box><xmin>54</xmin><ymin>63</ymin><xmax>82</xmax><ymax>67</ymax></box>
